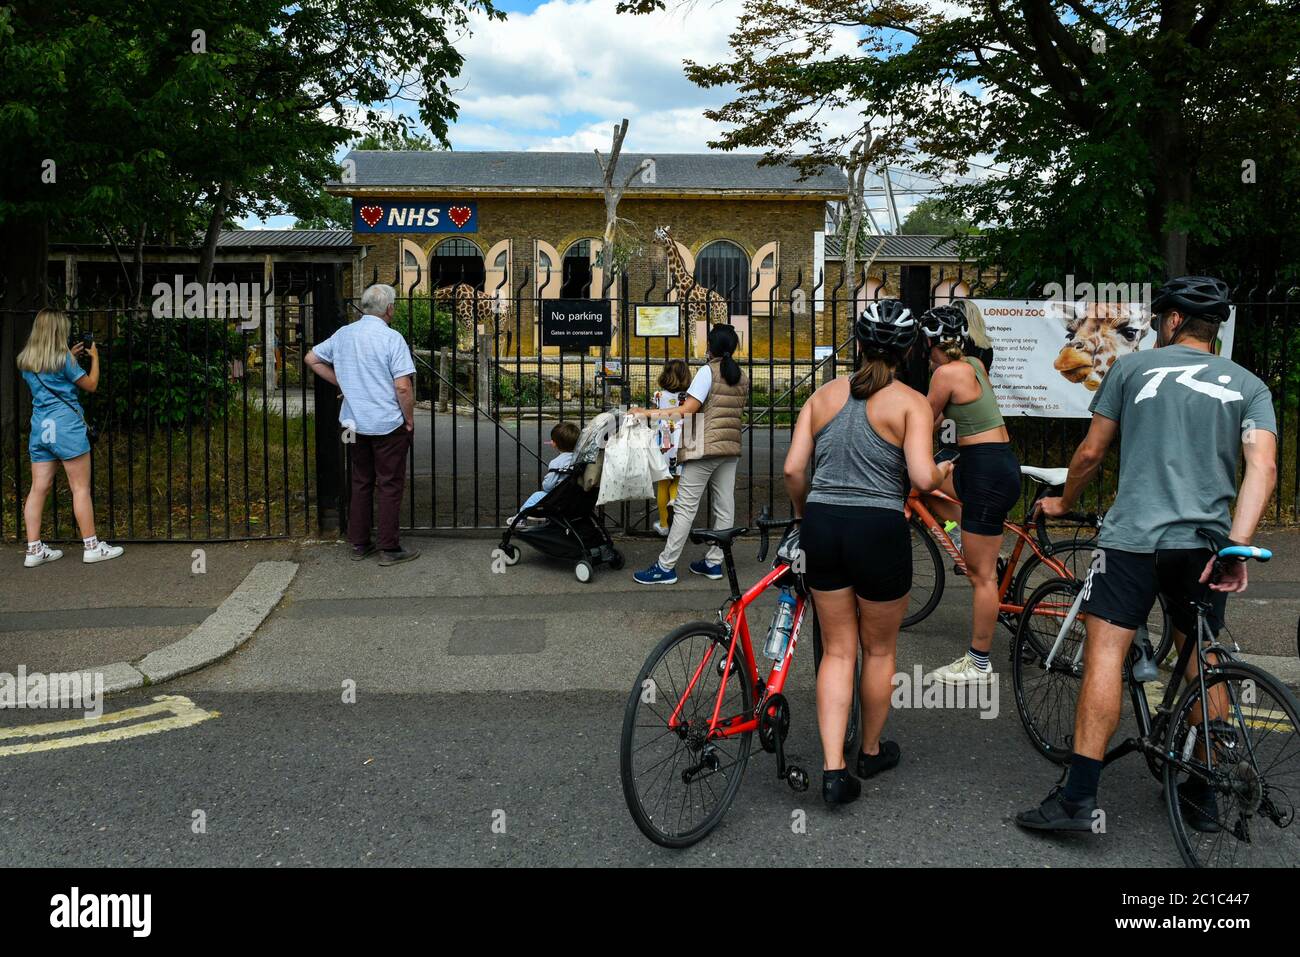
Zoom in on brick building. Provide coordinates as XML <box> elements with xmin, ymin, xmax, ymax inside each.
<box><xmin>327</xmin><ymin>151</ymin><xmax>844</xmax><ymax>358</ymax></box>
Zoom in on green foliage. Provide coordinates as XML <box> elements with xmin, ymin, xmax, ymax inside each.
<box><xmin>497</xmin><ymin>373</ymin><xmax>544</xmax><ymax>408</ymax></box>
<box><xmin>391</xmin><ymin>295</ymin><xmax>455</xmax><ymax>349</ymax></box>
<box><xmin>676</xmin><ymin>0</ymin><xmax>1300</xmax><ymax>285</ymax></box>
<box><xmin>100</xmin><ymin>315</ymin><xmax>238</xmax><ymax>430</ymax></box>
<box><xmin>900</xmin><ymin>199</ymin><xmax>978</xmax><ymax>237</ymax></box>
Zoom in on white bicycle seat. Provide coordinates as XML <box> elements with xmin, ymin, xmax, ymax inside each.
<box><xmin>1020</xmin><ymin>465</ymin><xmax>1069</xmax><ymax>486</ymax></box>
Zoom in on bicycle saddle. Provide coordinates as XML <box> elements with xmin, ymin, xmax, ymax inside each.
<box><xmin>1196</xmin><ymin>527</ymin><xmax>1272</xmax><ymax>562</ymax></box>
<box><xmin>689</xmin><ymin>527</ymin><xmax>748</xmax><ymax>548</ymax></box>
<box><xmin>1020</xmin><ymin>465</ymin><xmax>1069</xmax><ymax>487</ymax></box>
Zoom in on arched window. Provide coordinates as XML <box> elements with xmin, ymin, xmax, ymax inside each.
<box><xmin>431</xmin><ymin>237</ymin><xmax>485</xmax><ymax>290</ymax></box>
<box><xmin>560</xmin><ymin>240</ymin><xmax>594</xmax><ymax>298</ymax></box>
<box><xmin>694</xmin><ymin>240</ymin><xmax>750</xmax><ymax>315</ymax></box>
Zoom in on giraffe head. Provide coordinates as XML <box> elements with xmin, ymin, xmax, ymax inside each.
<box><xmin>1050</xmin><ymin>300</ymin><xmax>1152</xmax><ymax>391</ymax></box>
<box><xmin>653</xmin><ymin>225</ymin><xmax>672</xmax><ymax>246</ymax></box>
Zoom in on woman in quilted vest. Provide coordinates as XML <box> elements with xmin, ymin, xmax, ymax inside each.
<box><xmin>632</xmin><ymin>324</ymin><xmax>749</xmax><ymax>584</ymax></box>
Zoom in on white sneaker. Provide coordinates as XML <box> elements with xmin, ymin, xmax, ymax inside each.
<box><xmin>927</xmin><ymin>653</ymin><xmax>993</xmax><ymax>687</ymax></box>
<box><xmin>23</xmin><ymin>545</ymin><xmax>63</xmax><ymax>568</ymax></box>
<box><xmin>83</xmin><ymin>541</ymin><xmax>124</xmax><ymax>564</ymax></box>
<box><xmin>653</xmin><ymin>521</ymin><xmax>670</xmax><ymax>537</ymax></box>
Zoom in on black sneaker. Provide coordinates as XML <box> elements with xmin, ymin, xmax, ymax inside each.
<box><xmin>378</xmin><ymin>547</ymin><xmax>421</xmax><ymax>567</ymax></box>
<box><xmin>822</xmin><ymin>767</ymin><xmax>861</xmax><ymax>806</ymax></box>
<box><xmin>857</xmin><ymin>740</ymin><xmax>901</xmax><ymax>780</ymax></box>
<box><xmin>1015</xmin><ymin>785</ymin><xmax>1098</xmax><ymax>832</ymax></box>
<box><xmin>350</xmin><ymin>543</ymin><xmax>377</xmax><ymax>561</ymax></box>
<box><xmin>1177</xmin><ymin>780</ymin><xmax>1222</xmax><ymax>834</ymax></box>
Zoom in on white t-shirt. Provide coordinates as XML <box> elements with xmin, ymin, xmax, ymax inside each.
<box><xmin>686</xmin><ymin>364</ymin><xmax>712</xmax><ymax>405</ymax></box>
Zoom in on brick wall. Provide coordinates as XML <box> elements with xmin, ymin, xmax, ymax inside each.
<box><xmin>351</xmin><ymin>194</ymin><xmax>826</xmax><ymax>357</ymax></box>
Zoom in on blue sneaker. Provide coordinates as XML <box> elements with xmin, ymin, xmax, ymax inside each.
<box><xmin>689</xmin><ymin>559</ymin><xmax>723</xmax><ymax>580</ymax></box>
<box><xmin>633</xmin><ymin>562</ymin><xmax>677</xmax><ymax>585</ymax></box>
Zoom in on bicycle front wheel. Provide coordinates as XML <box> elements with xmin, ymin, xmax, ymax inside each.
<box><xmin>903</xmin><ymin>516</ymin><xmax>944</xmax><ymax>628</ymax></box>
<box><xmin>1012</xmin><ymin>578</ymin><xmax>1085</xmax><ymax>763</ymax></box>
<box><xmin>620</xmin><ymin>621</ymin><xmax>753</xmax><ymax>848</ymax></box>
<box><xmin>1163</xmin><ymin>660</ymin><xmax>1300</xmax><ymax>868</ymax></box>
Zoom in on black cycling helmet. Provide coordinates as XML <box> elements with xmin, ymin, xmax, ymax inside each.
<box><xmin>920</xmin><ymin>304</ymin><xmax>968</xmax><ymax>343</ymax></box>
<box><xmin>1151</xmin><ymin>275</ymin><xmax>1232</xmax><ymax>323</ymax></box>
<box><xmin>855</xmin><ymin>299</ymin><xmax>917</xmax><ymax>355</ymax></box>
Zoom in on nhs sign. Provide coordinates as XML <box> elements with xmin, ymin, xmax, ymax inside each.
<box><xmin>353</xmin><ymin>200</ymin><xmax>478</xmax><ymax>233</ymax></box>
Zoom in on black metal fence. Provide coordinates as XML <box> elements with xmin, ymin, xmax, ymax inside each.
<box><xmin>363</xmin><ymin>259</ymin><xmax>1300</xmax><ymax>534</ymax></box>
<box><xmin>3</xmin><ymin>259</ymin><xmax>1297</xmax><ymax>543</ymax></box>
<box><xmin>1</xmin><ymin>275</ymin><xmax>322</xmax><ymax>543</ymax></box>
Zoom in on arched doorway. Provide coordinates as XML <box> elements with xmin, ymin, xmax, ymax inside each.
<box><xmin>694</xmin><ymin>240</ymin><xmax>750</xmax><ymax>316</ymax></box>
<box><xmin>431</xmin><ymin>237</ymin><xmax>485</xmax><ymax>289</ymax></box>
<box><xmin>560</xmin><ymin>239</ymin><xmax>596</xmax><ymax>298</ymax></box>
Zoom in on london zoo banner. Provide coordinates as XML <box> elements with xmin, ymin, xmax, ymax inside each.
<box><xmin>970</xmin><ymin>299</ymin><xmax>1236</xmax><ymax>418</ymax></box>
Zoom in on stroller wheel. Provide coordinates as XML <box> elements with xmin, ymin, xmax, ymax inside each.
<box><xmin>575</xmin><ymin>560</ymin><xmax>594</xmax><ymax>583</ymax></box>
<box><xmin>608</xmin><ymin>549</ymin><xmax>625</xmax><ymax>570</ymax></box>
<box><xmin>501</xmin><ymin>544</ymin><xmax>521</xmax><ymax>566</ymax></box>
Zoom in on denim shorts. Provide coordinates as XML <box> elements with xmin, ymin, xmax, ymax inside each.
<box><xmin>28</xmin><ymin>409</ymin><xmax>90</xmax><ymax>463</ymax></box>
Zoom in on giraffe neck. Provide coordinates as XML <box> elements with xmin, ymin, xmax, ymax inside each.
<box><xmin>664</xmin><ymin>241</ymin><xmax>691</xmax><ymax>292</ymax></box>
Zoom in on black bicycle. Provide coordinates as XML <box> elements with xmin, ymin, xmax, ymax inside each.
<box><xmin>1013</xmin><ymin>527</ymin><xmax>1300</xmax><ymax>867</ymax></box>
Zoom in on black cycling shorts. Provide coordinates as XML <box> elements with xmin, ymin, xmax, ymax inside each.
<box><xmin>800</xmin><ymin>502</ymin><xmax>911</xmax><ymax>601</ymax></box>
<box><xmin>1080</xmin><ymin>547</ymin><xmax>1226</xmax><ymax>636</ymax></box>
<box><xmin>953</xmin><ymin>442</ymin><xmax>1021</xmax><ymax>536</ymax></box>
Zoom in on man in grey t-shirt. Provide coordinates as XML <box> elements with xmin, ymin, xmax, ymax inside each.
<box><xmin>1014</xmin><ymin>277</ymin><xmax>1277</xmax><ymax>836</ymax></box>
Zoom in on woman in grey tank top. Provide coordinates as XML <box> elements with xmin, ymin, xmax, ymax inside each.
<box><xmin>784</xmin><ymin>300</ymin><xmax>952</xmax><ymax>806</ymax></box>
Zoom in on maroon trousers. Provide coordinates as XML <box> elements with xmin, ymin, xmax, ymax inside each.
<box><xmin>348</xmin><ymin>426</ymin><xmax>410</xmax><ymax>551</ymax></box>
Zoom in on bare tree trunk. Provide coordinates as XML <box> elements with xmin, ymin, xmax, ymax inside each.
<box><xmin>197</xmin><ymin>180</ymin><xmax>231</xmax><ymax>288</ymax></box>
<box><xmin>594</xmin><ymin>119</ymin><xmax>646</xmax><ymax>298</ymax></box>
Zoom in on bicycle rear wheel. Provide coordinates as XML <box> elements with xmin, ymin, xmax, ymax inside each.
<box><xmin>903</xmin><ymin>516</ymin><xmax>944</xmax><ymax>628</ymax></box>
<box><xmin>1163</xmin><ymin>661</ymin><xmax>1300</xmax><ymax>868</ymax></box>
<box><xmin>620</xmin><ymin>621</ymin><xmax>753</xmax><ymax>848</ymax></box>
<box><xmin>1012</xmin><ymin>578</ymin><xmax>1085</xmax><ymax>763</ymax></box>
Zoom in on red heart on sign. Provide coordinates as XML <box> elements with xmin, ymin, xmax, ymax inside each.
<box><xmin>448</xmin><ymin>205</ymin><xmax>472</xmax><ymax>229</ymax></box>
<box><xmin>359</xmin><ymin>205</ymin><xmax>384</xmax><ymax>228</ymax></box>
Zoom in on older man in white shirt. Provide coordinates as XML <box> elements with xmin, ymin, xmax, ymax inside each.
<box><xmin>306</xmin><ymin>284</ymin><xmax>420</xmax><ymax>566</ymax></box>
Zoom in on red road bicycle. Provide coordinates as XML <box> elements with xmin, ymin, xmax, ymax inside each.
<box><xmin>619</xmin><ymin>515</ymin><xmax>810</xmax><ymax>847</ymax></box>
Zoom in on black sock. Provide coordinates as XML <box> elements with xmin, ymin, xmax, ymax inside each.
<box><xmin>1062</xmin><ymin>753</ymin><xmax>1103</xmax><ymax>804</ymax></box>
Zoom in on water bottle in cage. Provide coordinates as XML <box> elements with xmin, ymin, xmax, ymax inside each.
<box><xmin>764</xmin><ymin>588</ymin><xmax>797</xmax><ymax>660</ymax></box>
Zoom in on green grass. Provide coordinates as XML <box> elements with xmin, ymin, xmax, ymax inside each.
<box><xmin>2</xmin><ymin>402</ymin><xmax>316</xmax><ymax>542</ymax></box>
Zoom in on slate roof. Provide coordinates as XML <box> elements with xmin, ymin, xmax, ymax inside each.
<box><xmin>825</xmin><ymin>234</ymin><xmax>964</xmax><ymax>261</ymax></box>
<box><xmin>330</xmin><ymin>151</ymin><xmax>846</xmax><ymax>196</ymax></box>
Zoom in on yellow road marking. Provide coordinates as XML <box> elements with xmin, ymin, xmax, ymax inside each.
<box><xmin>1142</xmin><ymin>683</ymin><xmax>1295</xmax><ymax>732</ymax></box>
<box><xmin>0</xmin><ymin>695</ymin><xmax>218</xmax><ymax>756</ymax></box>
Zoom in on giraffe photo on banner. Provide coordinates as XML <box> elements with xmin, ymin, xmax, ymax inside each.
<box><xmin>967</xmin><ymin>298</ymin><xmax>1236</xmax><ymax>418</ymax></box>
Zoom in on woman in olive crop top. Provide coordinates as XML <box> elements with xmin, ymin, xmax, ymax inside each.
<box><xmin>919</xmin><ymin>305</ymin><xmax>1020</xmax><ymax>688</ymax></box>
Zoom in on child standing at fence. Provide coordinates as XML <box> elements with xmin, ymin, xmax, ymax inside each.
<box><xmin>651</xmin><ymin>360</ymin><xmax>690</xmax><ymax>536</ymax></box>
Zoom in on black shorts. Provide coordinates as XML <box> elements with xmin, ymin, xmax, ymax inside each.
<box><xmin>952</xmin><ymin>442</ymin><xmax>1020</xmax><ymax>536</ymax></box>
<box><xmin>800</xmin><ymin>502</ymin><xmax>910</xmax><ymax>601</ymax></box>
<box><xmin>1080</xmin><ymin>547</ymin><xmax>1226</xmax><ymax>636</ymax></box>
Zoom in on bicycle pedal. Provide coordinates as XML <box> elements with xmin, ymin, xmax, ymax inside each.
<box><xmin>786</xmin><ymin>765</ymin><xmax>809</xmax><ymax>792</ymax></box>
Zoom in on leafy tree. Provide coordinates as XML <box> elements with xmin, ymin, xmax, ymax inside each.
<box><xmin>900</xmin><ymin>198</ymin><xmax>978</xmax><ymax>236</ymax></box>
<box><xmin>651</xmin><ymin>0</ymin><xmax>1300</xmax><ymax>286</ymax></box>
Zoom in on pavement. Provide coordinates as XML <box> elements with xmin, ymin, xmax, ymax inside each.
<box><xmin>0</xmin><ymin>529</ymin><xmax>1297</xmax><ymax>866</ymax></box>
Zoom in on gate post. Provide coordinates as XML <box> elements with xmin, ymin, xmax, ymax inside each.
<box><xmin>311</xmin><ymin>264</ymin><xmax>346</xmax><ymax>535</ymax></box>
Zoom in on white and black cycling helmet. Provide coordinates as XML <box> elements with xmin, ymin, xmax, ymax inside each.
<box><xmin>920</xmin><ymin>304</ymin><xmax>968</xmax><ymax>343</ymax></box>
<box><xmin>1151</xmin><ymin>275</ymin><xmax>1232</xmax><ymax>323</ymax></box>
<box><xmin>856</xmin><ymin>299</ymin><xmax>917</xmax><ymax>355</ymax></box>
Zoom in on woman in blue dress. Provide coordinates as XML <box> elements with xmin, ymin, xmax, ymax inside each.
<box><xmin>16</xmin><ymin>309</ymin><xmax>123</xmax><ymax>567</ymax></box>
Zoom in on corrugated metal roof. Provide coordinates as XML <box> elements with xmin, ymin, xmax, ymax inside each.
<box><xmin>217</xmin><ymin>229</ymin><xmax>356</xmax><ymax>249</ymax></box>
<box><xmin>825</xmin><ymin>234</ymin><xmax>965</xmax><ymax>261</ymax></box>
<box><xmin>330</xmin><ymin>151</ymin><xmax>846</xmax><ymax>195</ymax></box>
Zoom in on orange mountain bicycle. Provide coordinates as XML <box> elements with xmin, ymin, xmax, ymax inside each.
<box><xmin>903</xmin><ymin>464</ymin><xmax>1173</xmax><ymax>661</ymax></box>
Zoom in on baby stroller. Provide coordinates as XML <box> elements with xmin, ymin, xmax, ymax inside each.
<box><xmin>497</xmin><ymin>412</ymin><xmax>625</xmax><ymax>583</ymax></box>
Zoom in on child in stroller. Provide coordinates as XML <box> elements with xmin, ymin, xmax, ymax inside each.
<box><xmin>497</xmin><ymin>412</ymin><xmax>625</xmax><ymax>583</ymax></box>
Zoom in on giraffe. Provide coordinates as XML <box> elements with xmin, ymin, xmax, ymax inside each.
<box><xmin>434</xmin><ymin>282</ymin><xmax>511</xmax><ymax>351</ymax></box>
<box><xmin>1050</xmin><ymin>300</ymin><xmax>1153</xmax><ymax>391</ymax></box>
<box><xmin>653</xmin><ymin>226</ymin><xmax>729</xmax><ymax>327</ymax></box>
